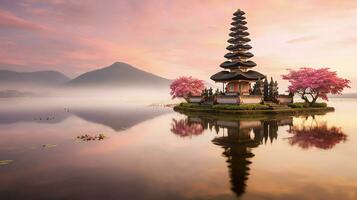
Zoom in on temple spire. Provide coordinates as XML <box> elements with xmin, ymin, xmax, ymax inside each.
<box><xmin>210</xmin><ymin>9</ymin><xmax>265</xmax><ymax>87</ymax></box>
<box><xmin>220</xmin><ymin>9</ymin><xmax>257</xmax><ymax>70</ymax></box>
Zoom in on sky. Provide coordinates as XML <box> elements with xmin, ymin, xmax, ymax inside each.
<box><xmin>0</xmin><ymin>0</ymin><xmax>356</xmax><ymax>91</ymax></box>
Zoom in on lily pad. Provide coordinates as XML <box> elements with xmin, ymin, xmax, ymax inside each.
<box><xmin>76</xmin><ymin>134</ymin><xmax>107</xmax><ymax>141</ymax></box>
<box><xmin>0</xmin><ymin>160</ymin><xmax>13</xmax><ymax>165</ymax></box>
<box><xmin>42</xmin><ymin>144</ymin><xmax>57</xmax><ymax>148</ymax></box>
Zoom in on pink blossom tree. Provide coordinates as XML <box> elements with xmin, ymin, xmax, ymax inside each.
<box><xmin>170</xmin><ymin>76</ymin><xmax>205</xmax><ymax>102</ymax></box>
<box><xmin>282</xmin><ymin>68</ymin><xmax>350</xmax><ymax>105</ymax></box>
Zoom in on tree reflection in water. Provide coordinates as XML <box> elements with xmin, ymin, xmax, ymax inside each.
<box><xmin>170</xmin><ymin>118</ymin><xmax>204</xmax><ymax>138</ymax></box>
<box><xmin>287</xmin><ymin>116</ymin><xmax>347</xmax><ymax>150</ymax></box>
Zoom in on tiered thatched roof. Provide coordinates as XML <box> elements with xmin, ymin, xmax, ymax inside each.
<box><xmin>211</xmin><ymin>9</ymin><xmax>265</xmax><ymax>82</ymax></box>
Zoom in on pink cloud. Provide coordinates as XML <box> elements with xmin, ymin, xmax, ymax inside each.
<box><xmin>287</xmin><ymin>36</ymin><xmax>318</xmax><ymax>44</ymax></box>
<box><xmin>0</xmin><ymin>9</ymin><xmax>49</xmax><ymax>32</ymax></box>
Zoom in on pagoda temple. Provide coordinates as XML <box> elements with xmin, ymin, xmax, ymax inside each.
<box><xmin>210</xmin><ymin>9</ymin><xmax>265</xmax><ymax>95</ymax></box>
<box><xmin>187</xmin><ymin>9</ymin><xmax>293</xmax><ymax>105</ymax></box>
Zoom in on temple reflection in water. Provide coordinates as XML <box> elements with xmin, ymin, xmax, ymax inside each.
<box><xmin>212</xmin><ymin>118</ymin><xmax>292</xmax><ymax>197</ymax></box>
<box><xmin>174</xmin><ymin>114</ymin><xmax>293</xmax><ymax>198</ymax></box>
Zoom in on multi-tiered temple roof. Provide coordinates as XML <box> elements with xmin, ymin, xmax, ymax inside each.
<box><xmin>211</xmin><ymin>9</ymin><xmax>265</xmax><ymax>82</ymax></box>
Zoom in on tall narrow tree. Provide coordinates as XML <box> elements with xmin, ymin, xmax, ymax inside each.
<box><xmin>263</xmin><ymin>78</ymin><xmax>269</xmax><ymax>101</ymax></box>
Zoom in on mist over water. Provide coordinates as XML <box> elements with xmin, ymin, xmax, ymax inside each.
<box><xmin>0</xmin><ymin>85</ymin><xmax>174</xmax><ymax>104</ymax></box>
<box><xmin>0</xmin><ymin>94</ymin><xmax>356</xmax><ymax>200</ymax></box>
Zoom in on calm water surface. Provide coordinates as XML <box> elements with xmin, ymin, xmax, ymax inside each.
<box><xmin>0</xmin><ymin>98</ymin><xmax>356</xmax><ymax>200</ymax></box>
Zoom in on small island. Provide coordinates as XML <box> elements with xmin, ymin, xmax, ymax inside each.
<box><xmin>171</xmin><ymin>9</ymin><xmax>349</xmax><ymax>116</ymax></box>
<box><xmin>174</xmin><ymin>102</ymin><xmax>334</xmax><ymax>116</ymax></box>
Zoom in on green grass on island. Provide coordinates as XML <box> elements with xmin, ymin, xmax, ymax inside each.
<box><xmin>288</xmin><ymin>102</ymin><xmax>327</xmax><ymax>108</ymax></box>
<box><xmin>174</xmin><ymin>102</ymin><xmax>333</xmax><ymax>116</ymax></box>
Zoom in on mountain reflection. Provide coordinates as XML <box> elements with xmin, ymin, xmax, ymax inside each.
<box><xmin>72</xmin><ymin>106</ymin><xmax>171</xmax><ymax>131</ymax></box>
<box><xmin>0</xmin><ymin>105</ymin><xmax>170</xmax><ymax>131</ymax></box>
<box><xmin>172</xmin><ymin>113</ymin><xmax>293</xmax><ymax>198</ymax></box>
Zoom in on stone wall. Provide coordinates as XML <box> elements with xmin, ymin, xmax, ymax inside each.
<box><xmin>189</xmin><ymin>94</ymin><xmax>271</xmax><ymax>105</ymax></box>
<box><xmin>189</xmin><ymin>96</ymin><xmax>203</xmax><ymax>103</ymax></box>
<box><xmin>239</xmin><ymin>95</ymin><xmax>262</xmax><ymax>104</ymax></box>
<box><xmin>277</xmin><ymin>95</ymin><xmax>293</xmax><ymax>104</ymax></box>
<box><xmin>216</xmin><ymin>96</ymin><xmax>240</xmax><ymax>104</ymax></box>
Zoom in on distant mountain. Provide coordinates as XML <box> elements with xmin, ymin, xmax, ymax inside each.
<box><xmin>0</xmin><ymin>62</ymin><xmax>172</xmax><ymax>90</ymax></box>
<box><xmin>67</xmin><ymin>62</ymin><xmax>171</xmax><ymax>88</ymax></box>
<box><xmin>0</xmin><ymin>69</ymin><xmax>70</xmax><ymax>86</ymax></box>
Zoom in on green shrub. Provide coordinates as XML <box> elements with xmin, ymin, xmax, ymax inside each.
<box><xmin>212</xmin><ymin>104</ymin><xmax>269</xmax><ymax>110</ymax></box>
<box><xmin>288</xmin><ymin>102</ymin><xmax>307</xmax><ymax>108</ymax></box>
<box><xmin>179</xmin><ymin>103</ymin><xmax>202</xmax><ymax>108</ymax></box>
<box><xmin>310</xmin><ymin>102</ymin><xmax>327</xmax><ymax>107</ymax></box>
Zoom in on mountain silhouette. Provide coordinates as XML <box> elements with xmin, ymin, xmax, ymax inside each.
<box><xmin>0</xmin><ymin>69</ymin><xmax>70</xmax><ymax>86</ymax></box>
<box><xmin>67</xmin><ymin>62</ymin><xmax>171</xmax><ymax>88</ymax></box>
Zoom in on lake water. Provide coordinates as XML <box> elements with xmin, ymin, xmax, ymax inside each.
<box><xmin>0</xmin><ymin>98</ymin><xmax>356</xmax><ymax>200</ymax></box>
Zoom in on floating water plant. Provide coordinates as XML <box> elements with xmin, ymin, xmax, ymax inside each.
<box><xmin>77</xmin><ymin>134</ymin><xmax>107</xmax><ymax>141</ymax></box>
<box><xmin>42</xmin><ymin>144</ymin><xmax>57</xmax><ymax>148</ymax></box>
<box><xmin>0</xmin><ymin>160</ymin><xmax>13</xmax><ymax>166</ymax></box>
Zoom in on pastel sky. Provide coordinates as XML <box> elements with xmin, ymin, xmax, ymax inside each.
<box><xmin>0</xmin><ymin>0</ymin><xmax>356</xmax><ymax>91</ymax></box>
